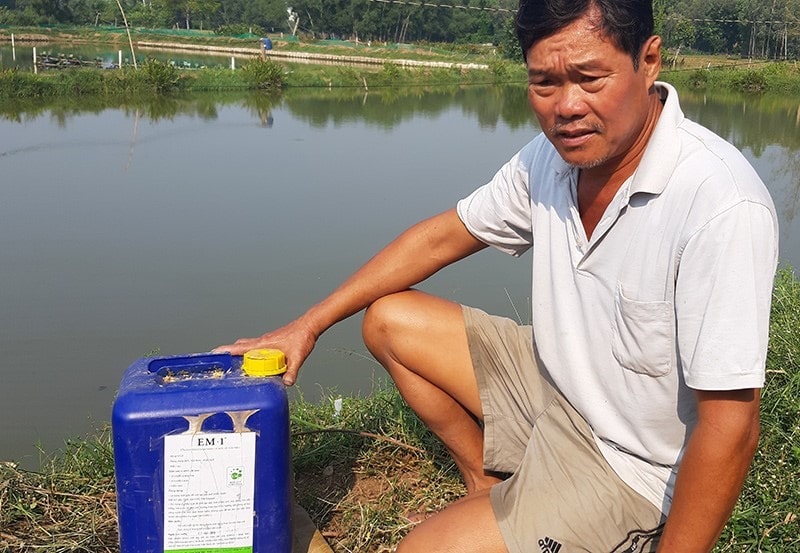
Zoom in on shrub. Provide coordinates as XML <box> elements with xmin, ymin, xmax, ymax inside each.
<box><xmin>57</xmin><ymin>68</ymin><xmax>107</xmax><ymax>96</ymax></box>
<box><xmin>382</xmin><ymin>62</ymin><xmax>402</xmax><ymax>82</ymax></box>
<box><xmin>140</xmin><ymin>57</ymin><xmax>183</xmax><ymax>93</ymax></box>
<box><xmin>497</xmin><ymin>17</ymin><xmax>522</xmax><ymax>61</ymax></box>
<box><xmin>216</xmin><ymin>24</ymin><xmax>265</xmax><ymax>37</ymax></box>
<box><xmin>489</xmin><ymin>60</ymin><xmax>513</xmax><ymax>83</ymax></box>
<box><xmin>732</xmin><ymin>69</ymin><xmax>767</xmax><ymax>93</ymax></box>
<box><xmin>0</xmin><ymin>68</ymin><xmax>54</xmax><ymax>98</ymax></box>
<box><xmin>240</xmin><ymin>58</ymin><xmax>286</xmax><ymax>90</ymax></box>
<box><xmin>687</xmin><ymin>68</ymin><xmax>709</xmax><ymax>89</ymax></box>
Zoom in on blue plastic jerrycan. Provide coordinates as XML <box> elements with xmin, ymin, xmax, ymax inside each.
<box><xmin>112</xmin><ymin>350</ymin><xmax>292</xmax><ymax>553</ymax></box>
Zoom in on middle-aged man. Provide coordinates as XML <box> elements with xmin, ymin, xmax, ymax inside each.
<box><xmin>216</xmin><ymin>0</ymin><xmax>778</xmax><ymax>550</ymax></box>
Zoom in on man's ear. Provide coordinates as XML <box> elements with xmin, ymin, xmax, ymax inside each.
<box><xmin>640</xmin><ymin>35</ymin><xmax>662</xmax><ymax>86</ymax></box>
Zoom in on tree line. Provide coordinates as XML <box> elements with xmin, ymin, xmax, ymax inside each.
<box><xmin>0</xmin><ymin>0</ymin><xmax>516</xmax><ymax>44</ymax></box>
<box><xmin>656</xmin><ymin>0</ymin><xmax>799</xmax><ymax>59</ymax></box>
<box><xmin>0</xmin><ymin>0</ymin><xmax>798</xmax><ymax>58</ymax></box>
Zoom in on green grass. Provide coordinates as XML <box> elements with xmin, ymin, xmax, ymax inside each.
<box><xmin>0</xmin><ymin>57</ymin><xmax>517</xmax><ymax>99</ymax></box>
<box><xmin>661</xmin><ymin>61</ymin><xmax>800</xmax><ymax>95</ymax></box>
<box><xmin>0</xmin><ymin>433</ymin><xmax>117</xmax><ymax>551</ymax></box>
<box><xmin>290</xmin><ymin>387</ymin><xmax>465</xmax><ymax>551</ymax></box>
<box><xmin>716</xmin><ymin>267</ymin><xmax>800</xmax><ymax>551</ymax></box>
<box><xmin>1</xmin><ymin>267</ymin><xmax>799</xmax><ymax>551</ymax></box>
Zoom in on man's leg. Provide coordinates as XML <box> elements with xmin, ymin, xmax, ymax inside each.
<box><xmin>362</xmin><ymin>289</ymin><xmax>502</xmax><ymax>494</ymax></box>
<box><xmin>397</xmin><ymin>488</ymin><xmax>507</xmax><ymax>553</ymax></box>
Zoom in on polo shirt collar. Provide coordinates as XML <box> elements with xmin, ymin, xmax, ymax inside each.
<box><xmin>630</xmin><ymin>81</ymin><xmax>684</xmax><ymax>196</ymax></box>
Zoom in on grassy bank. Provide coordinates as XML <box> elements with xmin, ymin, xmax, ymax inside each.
<box><xmin>2</xmin><ymin>268</ymin><xmax>799</xmax><ymax>551</ymax></box>
<box><xmin>0</xmin><ymin>24</ymin><xmax>518</xmax><ymax>97</ymax></box>
<box><xmin>0</xmin><ymin>25</ymin><xmax>500</xmax><ymax>65</ymax></box>
<box><xmin>5</xmin><ymin>56</ymin><xmax>799</xmax><ymax>100</ymax></box>
<box><xmin>661</xmin><ymin>60</ymin><xmax>800</xmax><ymax>95</ymax></box>
<box><xmin>0</xmin><ymin>56</ymin><xmax>521</xmax><ymax>99</ymax></box>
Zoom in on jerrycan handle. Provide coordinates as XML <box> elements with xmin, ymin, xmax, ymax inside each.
<box><xmin>148</xmin><ymin>353</ymin><xmax>233</xmax><ymax>383</ymax></box>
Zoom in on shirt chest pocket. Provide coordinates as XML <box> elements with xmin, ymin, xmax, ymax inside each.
<box><xmin>611</xmin><ymin>285</ymin><xmax>675</xmax><ymax>377</ymax></box>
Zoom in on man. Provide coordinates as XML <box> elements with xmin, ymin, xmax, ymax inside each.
<box><xmin>216</xmin><ymin>0</ymin><xmax>778</xmax><ymax>550</ymax></box>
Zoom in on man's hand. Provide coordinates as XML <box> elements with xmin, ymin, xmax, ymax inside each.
<box><xmin>213</xmin><ymin>316</ymin><xmax>319</xmax><ymax>386</ymax></box>
<box><xmin>657</xmin><ymin>388</ymin><xmax>760</xmax><ymax>552</ymax></box>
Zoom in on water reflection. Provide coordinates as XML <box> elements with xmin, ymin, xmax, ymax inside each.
<box><xmin>1</xmin><ymin>84</ymin><xmax>796</xmax><ymax>260</ymax></box>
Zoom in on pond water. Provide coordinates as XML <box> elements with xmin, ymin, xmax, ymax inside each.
<box><xmin>1</xmin><ymin>82</ymin><xmax>798</xmax><ymax>468</ymax></box>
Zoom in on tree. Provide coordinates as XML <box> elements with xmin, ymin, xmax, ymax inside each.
<box><xmin>14</xmin><ymin>0</ymin><xmax>71</xmax><ymax>22</ymax></box>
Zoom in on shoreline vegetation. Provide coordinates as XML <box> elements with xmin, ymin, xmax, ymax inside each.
<box><xmin>1</xmin><ymin>27</ymin><xmax>800</xmax><ymax>97</ymax></box>
<box><xmin>1</xmin><ymin>266</ymin><xmax>799</xmax><ymax>551</ymax></box>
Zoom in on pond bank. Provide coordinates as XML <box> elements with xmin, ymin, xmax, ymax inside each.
<box><xmin>137</xmin><ymin>40</ymin><xmax>489</xmax><ymax>70</ymax></box>
<box><xmin>3</xmin><ymin>26</ymin><xmax>800</xmax><ymax>95</ymax></box>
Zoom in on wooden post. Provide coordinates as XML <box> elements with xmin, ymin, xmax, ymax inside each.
<box><xmin>231</xmin><ymin>56</ymin><xmax>235</xmax><ymax>70</ymax></box>
<box><xmin>116</xmin><ymin>0</ymin><xmax>137</xmax><ymax>69</ymax></box>
<box><xmin>11</xmin><ymin>33</ymin><xmax>15</xmax><ymax>61</ymax></box>
<box><xmin>33</xmin><ymin>46</ymin><xmax>37</xmax><ymax>74</ymax></box>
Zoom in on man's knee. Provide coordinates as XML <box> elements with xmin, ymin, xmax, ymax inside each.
<box><xmin>362</xmin><ymin>290</ymin><xmax>426</xmax><ymax>358</ymax></box>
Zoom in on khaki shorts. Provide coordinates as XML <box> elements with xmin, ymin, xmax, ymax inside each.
<box><xmin>464</xmin><ymin>306</ymin><xmax>665</xmax><ymax>553</ymax></box>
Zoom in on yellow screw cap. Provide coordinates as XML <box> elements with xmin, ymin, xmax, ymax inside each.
<box><xmin>242</xmin><ymin>348</ymin><xmax>287</xmax><ymax>377</ymax></box>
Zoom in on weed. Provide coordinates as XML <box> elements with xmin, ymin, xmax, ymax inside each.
<box><xmin>0</xmin><ymin>68</ymin><xmax>55</xmax><ymax>98</ymax></box>
<box><xmin>489</xmin><ymin>60</ymin><xmax>513</xmax><ymax>83</ymax></box>
<box><xmin>733</xmin><ymin>69</ymin><xmax>768</xmax><ymax>93</ymax></box>
<box><xmin>687</xmin><ymin>68</ymin><xmax>710</xmax><ymax>88</ymax></box>
<box><xmin>139</xmin><ymin>57</ymin><xmax>184</xmax><ymax>93</ymax></box>
<box><xmin>240</xmin><ymin>58</ymin><xmax>285</xmax><ymax>90</ymax></box>
<box><xmin>381</xmin><ymin>62</ymin><xmax>402</xmax><ymax>83</ymax></box>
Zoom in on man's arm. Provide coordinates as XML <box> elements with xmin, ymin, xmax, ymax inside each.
<box><xmin>657</xmin><ymin>388</ymin><xmax>760</xmax><ymax>552</ymax></box>
<box><xmin>214</xmin><ymin>208</ymin><xmax>487</xmax><ymax>384</ymax></box>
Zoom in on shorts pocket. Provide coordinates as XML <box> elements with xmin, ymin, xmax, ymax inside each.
<box><xmin>612</xmin><ymin>284</ymin><xmax>674</xmax><ymax>377</ymax></box>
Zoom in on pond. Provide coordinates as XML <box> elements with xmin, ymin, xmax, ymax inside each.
<box><xmin>1</xmin><ymin>82</ymin><xmax>798</xmax><ymax>468</ymax></box>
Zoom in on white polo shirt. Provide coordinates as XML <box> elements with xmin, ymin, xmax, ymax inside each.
<box><xmin>456</xmin><ymin>82</ymin><xmax>778</xmax><ymax>512</ymax></box>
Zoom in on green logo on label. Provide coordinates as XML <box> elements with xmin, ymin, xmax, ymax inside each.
<box><xmin>228</xmin><ymin>466</ymin><xmax>243</xmax><ymax>485</ymax></box>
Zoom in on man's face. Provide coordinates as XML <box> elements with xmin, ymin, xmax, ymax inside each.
<box><xmin>526</xmin><ymin>10</ymin><xmax>659</xmax><ymax>171</ymax></box>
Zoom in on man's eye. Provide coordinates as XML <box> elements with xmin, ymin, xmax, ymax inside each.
<box><xmin>580</xmin><ymin>76</ymin><xmax>604</xmax><ymax>90</ymax></box>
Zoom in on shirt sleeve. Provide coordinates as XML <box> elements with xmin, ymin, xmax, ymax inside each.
<box><xmin>676</xmin><ymin>199</ymin><xmax>778</xmax><ymax>390</ymax></box>
<box><xmin>456</xmin><ymin>141</ymin><xmax>538</xmax><ymax>257</ymax></box>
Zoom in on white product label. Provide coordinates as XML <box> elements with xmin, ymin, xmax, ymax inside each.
<box><xmin>163</xmin><ymin>432</ymin><xmax>256</xmax><ymax>553</ymax></box>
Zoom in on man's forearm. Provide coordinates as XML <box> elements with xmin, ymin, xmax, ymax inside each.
<box><xmin>657</xmin><ymin>389</ymin><xmax>760</xmax><ymax>552</ymax></box>
<box><xmin>300</xmin><ymin>207</ymin><xmax>486</xmax><ymax>337</ymax></box>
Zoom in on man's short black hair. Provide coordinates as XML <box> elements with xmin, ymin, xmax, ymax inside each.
<box><xmin>516</xmin><ymin>0</ymin><xmax>654</xmax><ymax>69</ymax></box>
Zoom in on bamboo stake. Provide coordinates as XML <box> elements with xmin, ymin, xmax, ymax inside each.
<box><xmin>115</xmin><ymin>0</ymin><xmax>137</xmax><ymax>69</ymax></box>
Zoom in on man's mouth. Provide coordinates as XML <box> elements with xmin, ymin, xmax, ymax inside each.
<box><xmin>549</xmin><ymin>124</ymin><xmax>600</xmax><ymax>147</ymax></box>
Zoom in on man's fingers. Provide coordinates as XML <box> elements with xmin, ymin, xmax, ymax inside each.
<box><xmin>282</xmin><ymin>364</ymin><xmax>299</xmax><ymax>386</ymax></box>
<box><xmin>211</xmin><ymin>338</ymin><xmax>258</xmax><ymax>355</ymax></box>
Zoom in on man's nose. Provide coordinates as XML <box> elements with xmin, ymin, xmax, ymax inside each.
<box><xmin>554</xmin><ymin>83</ymin><xmax>589</xmax><ymax>120</ymax></box>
